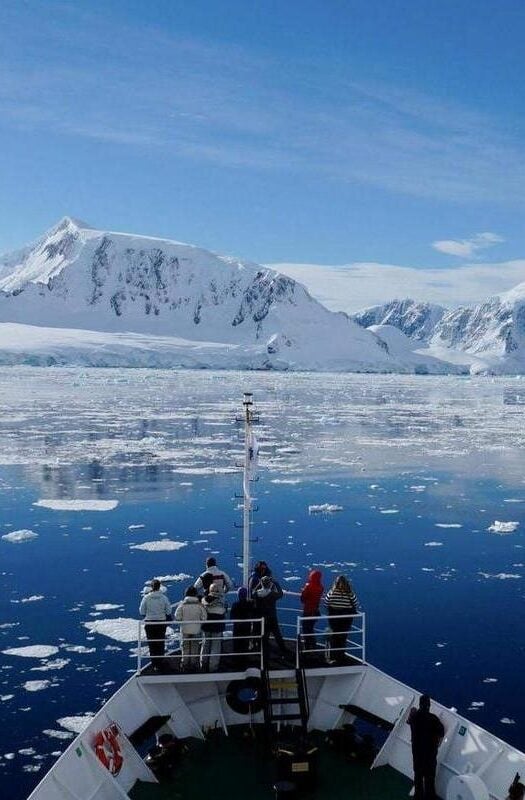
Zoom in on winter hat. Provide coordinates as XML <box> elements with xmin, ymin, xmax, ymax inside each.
<box><xmin>238</xmin><ymin>587</ymin><xmax>248</xmax><ymax>601</ymax></box>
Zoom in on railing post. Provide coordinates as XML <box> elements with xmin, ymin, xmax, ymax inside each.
<box><xmin>260</xmin><ymin>617</ymin><xmax>265</xmax><ymax>671</ymax></box>
<box><xmin>137</xmin><ymin>619</ymin><xmax>142</xmax><ymax>674</ymax></box>
<box><xmin>296</xmin><ymin>615</ymin><xmax>300</xmax><ymax>669</ymax></box>
<box><xmin>362</xmin><ymin>613</ymin><xmax>366</xmax><ymax>663</ymax></box>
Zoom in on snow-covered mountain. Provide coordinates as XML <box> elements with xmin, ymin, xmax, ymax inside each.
<box><xmin>353</xmin><ymin>289</ymin><xmax>525</xmax><ymax>374</ymax></box>
<box><xmin>352</xmin><ymin>299</ymin><xmax>446</xmax><ymax>342</ymax></box>
<box><xmin>0</xmin><ymin>217</ymin><xmax>410</xmax><ymax>372</ymax></box>
<box><xmin>428</xmin><ymin>283</ymin><xmax>525</xmax><ymax>374</ymax></box>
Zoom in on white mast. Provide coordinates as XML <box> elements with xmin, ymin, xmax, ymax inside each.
<box><xmin>242</xmin><ymin>392</ymin><xmax>254</xmax><ymax>587</ymax></box>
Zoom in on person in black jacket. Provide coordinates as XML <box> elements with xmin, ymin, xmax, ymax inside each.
<box><xmin>230</xmin><ymin>587</ymin><xmax>254</xmax><ymax>667</ymax></box>
<box><xmin>408</xmin><ymin>694</ymin><xmax>445</xmax><ymax>800</ymax></box>
<box><xmin>253</xmin><ymin>575</ymin><xmax>287</xmax><ymax>656</ymax></box>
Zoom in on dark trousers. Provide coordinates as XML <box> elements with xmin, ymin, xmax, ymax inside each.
<box><xmin>262</xmin><ymin>613</ymin><xmax>286</xmax><ymax>653</ymax></box>
<box><xmin>328</xmin><ymin>608</ymin><xmax>352</xmax><ymax>663</ymax></box>
<box><xmin>301</xmin><ymin>613</ymin><xmax>318</xmax><ymax>652</ymax></box>
<box><xmin>145</xmin><ymin>622</ymin><xmax>167</xmax><ymax>666</ymax></box>
<box><xmin>233</xmin><ymin>622</ymin><xmax>252</xmax><ymax>667</ymax></box>
<box><xmin>413</xmin><ymin>758</ymin><xmax>437</xmax><ymax>800</ymax></box>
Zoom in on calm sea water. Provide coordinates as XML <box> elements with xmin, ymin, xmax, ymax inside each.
<box><xmin>0</xmin><ymin>368</ymin><xmax>524</xmax><ymax>798</ymax></box>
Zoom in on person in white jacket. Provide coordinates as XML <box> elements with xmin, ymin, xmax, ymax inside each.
<box><xmin>174</xmin><ymin>586</ymin><xmax>207</xmax><ymax>670</ymax></box>
<box><xmin>139</xmin><ymin>579</ymin><xmax>172</xmax><ymax>671</ymax></box>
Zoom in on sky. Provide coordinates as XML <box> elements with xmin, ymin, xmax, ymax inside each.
<box><xmin>1</xmin><ymin>0</ymin><xmax>525</xmax><ymax>309</ymax></box>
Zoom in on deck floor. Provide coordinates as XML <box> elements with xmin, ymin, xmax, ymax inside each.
<box><xmin>129</xmin><ymin>728</ymin><xmax>412</xmax><ymax>800</ymax></box>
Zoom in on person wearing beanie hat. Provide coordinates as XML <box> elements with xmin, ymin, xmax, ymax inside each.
<box><xmin>200</xmin><ymin>581</ymin><xmax>227</xmax><ymax>671</ymax></box>
<box><xmin>174</xmin><ymin>586</ymin><xmax>207</xmax><ymax>671</ymax></box>
<box><xmin>230</xmin><ymin>587</ymin><xmax>255</xmax><ymax>667</ymax></box>
<box><xmin>253</xmin><ymin>572</ymin><xmax>287</xmax><ymax>657</ymax></box>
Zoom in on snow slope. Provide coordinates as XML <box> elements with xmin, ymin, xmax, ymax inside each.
<box><xmin>0</xmin><ymin>218</ymin><xmax>403</xmax><ymax>372</ymax></box>
<box><xmin>368</xmin><ymin>325</ymin><xmax>466</xmax><ymax>375</ymax></box>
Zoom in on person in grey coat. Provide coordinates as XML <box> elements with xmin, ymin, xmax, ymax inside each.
<box><xmin>174</xmin><ymin>586</ymin><xmax>207</xmax><ymax>670</ymax></box>
<box><xmin>139</xmin><ymin>579</ymin><xmax>172</xmax><ymax>671</ymax></box>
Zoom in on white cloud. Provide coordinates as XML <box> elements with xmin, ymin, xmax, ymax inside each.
<box><xmin>432</xmin><ymin>232</ymin><xmax>505</xmax><ymax>258</ymax></box>
<box><xmin>272</xmin><ymin>259</ymin><xmax>525</xmax><ymax>313</ymax></box>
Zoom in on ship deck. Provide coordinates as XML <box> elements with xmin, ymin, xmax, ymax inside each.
<box><xmin>129</xmin><ymin>727</ymin><xmax>413</xmax><ymax>800</ymax></box>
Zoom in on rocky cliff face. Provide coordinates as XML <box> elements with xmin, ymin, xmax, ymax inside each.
<box><xmin>352</xmin><ymin>299</ymin><xmax>446</xmax><ymax>342</ymax></box>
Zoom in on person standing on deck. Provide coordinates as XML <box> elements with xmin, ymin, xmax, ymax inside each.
<box><xmin>230</xmin><ymin>587</ymin><xmax>254</xmax><ymax>667</ymax></box>
<box><xmin>408</xmin><ymin>694</ymin><xmax>445</xmax><ymax>800</ymax></box>
<box><xmin>324</xmin><ymin>574</ymin><xmax>358</xmax><ymax>665</ymax></box>
<box><xmin>139</xmin><ymin>579</ymin><xmax>172</xmax><ymax>672</ymax></box>
<box><xmin>253</xmin><ymin>574</ymin><xmax>287</xmax><ymax>658</ymax></box>
<box><xmin>174</xmin><ymin>586</ymin><xmax>207</xmax><ymax>671</ymax></box>
<box><xmin>300</xmin><ymin>569</ymin><xmax>323</xmax><ymax>654</ymax></box>
<box><xmin>248</xmin><ymin>560</ymin><xmax>271</xmax><ymax>598</ymax></box>
<box><xmin>200</xmin><ymin>581</ymin><xmax>227</xmax><ymax>671</ymax></box>
<box><xmin>194</xmin><ymin>556</ymin><xmax>233</xmax><ymax>595</ymax></box>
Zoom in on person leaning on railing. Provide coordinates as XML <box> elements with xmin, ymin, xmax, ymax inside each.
<box><xmin>300</xmin><ymin>569</ymin><xmax>323</xmax><ymax>653</ymax></box>
<box><xmin>174</xmin><ymin>586</ymin><xmax>207</xmax><ymax>671</ymax></box>
<box><xmin>200</xmin><ymin>581</ymin><xmax>228</xmax><ymax>672</ymax></box>
<box><xmin>139</xmin><ymin>579</ymin><xmax>173</xmax><ymax>672</ymax></box>
<box><xmin>324</xmin><ymin>575</ymin><xmax>358</xmax><ymax>665</ymax></box>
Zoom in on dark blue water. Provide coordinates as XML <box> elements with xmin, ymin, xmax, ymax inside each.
<box><xmin>0</xmin><ymin>369</ymin><xmax>524</xmax><ymax>798</ymax></box>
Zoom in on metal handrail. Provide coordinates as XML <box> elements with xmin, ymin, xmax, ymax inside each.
<box><xmin>137</xmin><ymin>616</ymin><xmax>266</xmax><ymax>673</ymax></box>
<box><xmin>136</xmin><ymin>609</ymin><xmax>366</xmax><ymax>673</ymax></box>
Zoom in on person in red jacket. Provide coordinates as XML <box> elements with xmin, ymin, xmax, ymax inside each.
<box><xmin>300</xmin><ymin>569</ymin><xmax>323</xmax><ymax>654</ymax></box>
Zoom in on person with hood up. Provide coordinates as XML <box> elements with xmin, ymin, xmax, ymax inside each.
<box><xmin>253</xmin><ymin>574</ymin><xmax>287</xmax><ymax>657</ymax></box>
<box><xmin>174</xmin><ymin>586</ymin><xmax>207</xmax><ymax>670</ymax></box>
<box><xmin>300</xmin><ymin>569</ymin><xmax>323</xmax><ymax>653</ymax></box>
<box><xmin>230</xmin><ymin>587</ymin><xmax>255</xmax><ymax>667</ymax></box>
<box><xmin>200</xmin><ymin>581</ymin><xmax>227</xmax><ymax>671</ymax></box>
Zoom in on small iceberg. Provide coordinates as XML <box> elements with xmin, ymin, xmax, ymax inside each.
<box><xmin>308</xmin><ymin>503</ymin><xmax>343</xmax><ymax>514</ymax></box>
<box><xmin>2</xmin><ymin>529</ymin><xmax>38</xmax><ymax>543</ymax></box>
<box><xmin>487</xmin><ymin>521</ymin><xmax>520</xmax><ymax>535</ymax></box>
<box><xmin>34</xmin><ymin>499</ymin><xmax>119</xmax><ymax>511</ymax></box>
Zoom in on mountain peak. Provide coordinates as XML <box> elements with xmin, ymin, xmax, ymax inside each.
<box><xmin>48</xmin><ymin>216</ymin><xmax>93</xmax><ymax>235</ymax></box>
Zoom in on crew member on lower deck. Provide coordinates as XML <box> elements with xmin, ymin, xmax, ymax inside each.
<box><xmin>408</xmin><ymin>694</ymin><xmax>445</xmax><ymax>800</ymax></box>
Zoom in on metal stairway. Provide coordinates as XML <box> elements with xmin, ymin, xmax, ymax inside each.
<box><xmin>262</xmin><ymin>667</ymin><xmax>310</xmax><ymax>737</ymax></box>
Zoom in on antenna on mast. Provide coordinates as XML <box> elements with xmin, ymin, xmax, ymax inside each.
<box><xmin>241</xmin><ymin>392</ymin><xmax>258</xmax><ymax>586</ymax></box>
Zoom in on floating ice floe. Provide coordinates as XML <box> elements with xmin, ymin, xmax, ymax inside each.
<box><xmin>128</xmin><ymin>524</ymin><xmax>145</xmax><ymax>530</ymax></box>
<box><xmin>435</xmin><ymin>523</ymin><xmax>462</xmax><ymax>528</ymax></box>
<box><xmin>130</xmin><ymin>540</ymin><xmax>188</xmax><ymax>551</ymax></box>
<box><xmin>424</xmin><ymin>542</ymin><xmax>443</xmax><ymax>547</ymax></box>
<box><xmin>308</xmin><ymin>503</ymin><xmax>343</xmax><ymax>514</ymax></box>
<box><xmin>20</xmin><ymin>595</ymin><xmax>44</xmax><ymax>603</ymax></box>
<box><xmin>22</xmin><ymin>680</ymin><xmax>53</xmax><ymax>692</ymax></box>
<box><xmin>155</xmin><ymin>573</ymin><xmax>191</xmax><ymax>582</ymax></box>
<box><xmin>380</xmin><ymin>509</ymin><xmax>399</xmax><ymax>515</ymax></box>
<box><xmin>487</xmin><ymin>521</ymin><xmax>520</xmax><ymax>534</ymax></box>
<box><xmin>501</xmin><ymin>717</ymin><xmax>516</xmax><ymax>725</ymax></box>
<box><xmin>30</xmin><ymin>658</ymin><xmax>70</xmax><ymax>672</ymax></box>
<box><xmin>479</xmin><ymin>572</ymin><xmax>521</xmax><ymax>580</ymax></box>
<box><xmin>43</xmin><ymin>729</ymin><xmax>74</xmax><ymax>740</ymax></box>
<box><xmin>2</xmin><ymin>529</ymin><xmax>38</xmax><ymax>543</ymax></box>
<box><xmin>2</xmin><ymin>645</ymin><xmax>59</xmax><ymax>658</ymax></box>
<box><xmin>1</xmin><ymin>694</ymin><xmax>14</xmax><ymax>702</ymax></box>
<box><xmin>83</xmin><ymin>618</ymin><xmax>140</xmax><ymax>643</ymax></box>
<box><xmin>33</xmin><ymin>499</ymin><xmax>119</xmax><ymax>511</ymax></box>
<box><xmin>92</xmin><ymin>603</ymin><xmax>123</xmax><ymax>611</ymax></box>
<box><xmin>57</xmin><ymin>714</ymin><xmax>95</xmax><ymax>734</ymax></box>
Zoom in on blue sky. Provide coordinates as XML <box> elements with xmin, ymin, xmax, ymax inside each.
<box><xmin>1</xmin><ymin>0</ymin><xmax>525</xmax><ymax>274</ymax></box>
